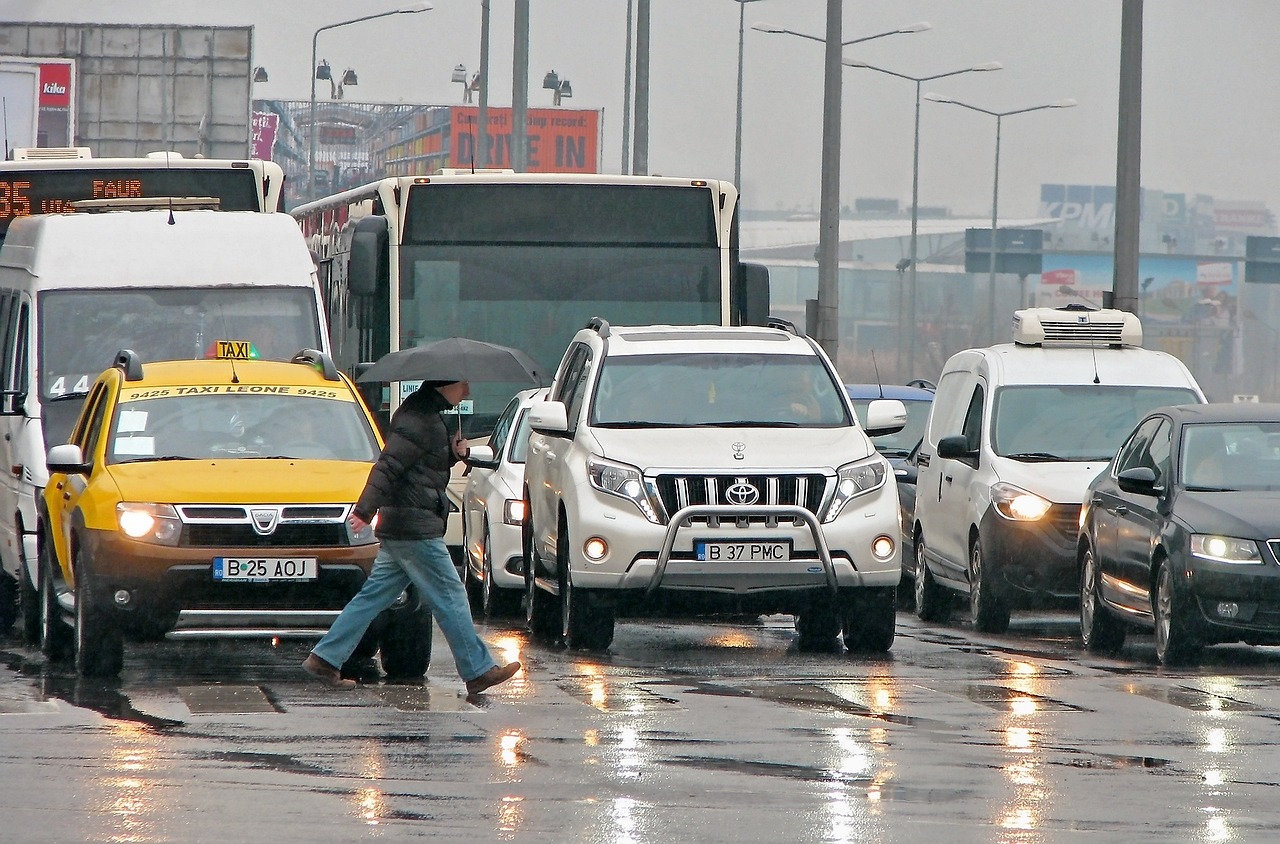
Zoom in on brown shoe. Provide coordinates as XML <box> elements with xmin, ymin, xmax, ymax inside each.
<box><xmin>465</xmin><ymin>661</ymin><xmax>521</xmax><ymax>695</ymax></box>
<box><xmin>303</xmin><ymin>653</ymin><xmax>357</xmax><ymax>690</ymax></box>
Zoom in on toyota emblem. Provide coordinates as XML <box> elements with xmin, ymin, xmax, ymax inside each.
<box><xmin>724</xmin><ymin>481</ymin><xmax>759</xmax><ymax>505</ymax></box>
<box><xmin>731</xmin><ymin>441</ymin><xmax>746</xmax><ymax>460</ymax></box>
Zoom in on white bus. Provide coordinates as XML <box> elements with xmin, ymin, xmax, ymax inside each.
<box><xmin>0</xmin><ymin>148</ymin><xmax>285</xmax><ymax>248</ymax></box>
<box><xmin>291</xmin><ymin>172</ymin><xmax>769</xmax><ymax>564</ymax></box>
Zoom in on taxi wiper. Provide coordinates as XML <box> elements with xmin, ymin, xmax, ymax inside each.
<box><xmin>1005</xmin><ymin>451</ymin><xmax>1066</xmax><ymax>462</ymax></box>
<box><xmin>120</xmin><ymin>455</ymin><xmax>195</xmax><ymax>463</ymax></box>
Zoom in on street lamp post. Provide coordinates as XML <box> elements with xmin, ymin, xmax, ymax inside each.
<box><xmin>308</xmin><ymin>3</ymin><xmax>431</xmax><ymax>202</ymax></box>
<box><xmin>843</xmin><ymin>59</ymin><xmax>1001</xmax><ymax>377</ymax></box>
<box><xmin>924</xmin><ymin>93</ymin><xmax>1076</xmax><ymax>343</ymax></box>
<box><xmin>754</xmin><ymin>14</ymin><xmax>930</xmax><ymax>361</ymax></box>
<box><xmin>732</xmin><ymin>0</ymin><xmax>765</xmax><ymax>191</ymax></box>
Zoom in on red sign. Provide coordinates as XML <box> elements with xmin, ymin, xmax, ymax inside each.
<box><xmin>38</xmin><ymin>62</ymin><xmax>71</xmax><ymax>108</ymax></box>
<box><xmin>449</xmin><ymin>106</ymin><xmax>599</xmax><ymax>173</ymax></box>
<box><xmin>1041</xmin><ymin>268</ymin><xmax>1078</xmax><ymax>286</ymax></box>
<box><xmin>251</xmin><ymin>111</ymin><xmax>279</xmax><ymax>161</ymax></box>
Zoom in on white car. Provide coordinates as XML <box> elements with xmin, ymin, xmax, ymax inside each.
<box><xmin>462</xmin><ymin>387</ymin><xmax>547</xmax><ymax>616</ymax></box>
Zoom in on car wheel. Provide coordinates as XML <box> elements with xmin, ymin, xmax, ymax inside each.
<box><xmin>1079</xmin><ymin>544</ymin><xmax>1126</xmax><ymax>653</ymax></box>
<box><xmin>481</xmin><ymin>521</ymin><xmax>520</xmax><ymax>618</ymax></box>
<box><xmin>842</xmin><ymin>587</ymin><xmax>896</xmax><ymax>652</ymax></box>
<box><xmin>969</xmin><ymin>538</ymin><xmax>1010</xmax><ymax>634</ymax></box>
<box><xmin>796</xmin><ymin>595</ymin><xmax>842</xmax><ymax>651</ymax></box>
<box><xmin>378</xmin><ymin>589</ymin><xmax>433</xmax><ymax>679</ymax></box>
<box><xmin>1154</xmin><ymin>558</ymin><xmax>1202</xmax><ymax>666</ymax></box>
<box><xmin>914</xmin><ymin>532</ymin><xmax>952</xmax><ymax>623</ymax></box>
<box><xmin>524</xmin><ymin>543</ymin><xmax>561</xmax><ymax>643</ymax></box>
<box><xmin>40</xmin><ymin>538</ymin><xmax>72</xmax><ymax>661</ymax></box>
<box><xmin>73</xmin><ymin>554</ymin><xmax>124</xmax><ymax>678</ymax></box>
<box><xmin>558</xmin><ymin>520</ymin><xmax>614</xmax><ymax>651</ymax></box>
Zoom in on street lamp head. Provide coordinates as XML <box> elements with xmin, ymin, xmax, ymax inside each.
<box><xmin>252</xmin><ymin>65</ymin><xmax>268</xmax><ymax>83</ymax></box>
<box><xmin>841</xmin><ymin>58</ymin><xmax>872</xmax><ymax>69</ymax></box>
<box><xmin>898</xmin><ymin>21</ymin><xmax>932</xmax><ymax>33</ymax></box>
<box><xmin>1051</xmin><ymin>98</ymin><xmax>1078</xmax><ymax>108</ymax></box>
<box><xmin>341</xmin><ymin>68</ymin><xmax>358</xmax><ymax>86</ymax></box>
<box><xmin>750</xmin><ymin>22</ymin><xmax>787</xmax><ymax>34</ymax></box>
<box><xmin>922</xmin><ymin>92</ymin><xmax>956</xmax><ymax>104</ymax></box>
<box><xmin>971</xmin><ymin>61</ymin><xmax>1003</xmax><ymax>72</ymax></box>
<box><xmin>542</xmin><ymin>70</ymin><xmax>560</xmax><ymax>90</ymax></box>
<box><xmin>315</xmin><ymin>59</ymin><xmax>332</xmax><ymax>81</ymax></box>
<box><xmin>397</xmin><ymin>2</ymin><xmax>432</xmax><ymax>12</ymax></box>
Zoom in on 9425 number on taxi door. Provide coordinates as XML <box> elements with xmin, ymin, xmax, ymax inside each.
<box><xmin>214</xmin><ymin>557</ymin><xmax>318</xmax><ymax>581</ymax></box>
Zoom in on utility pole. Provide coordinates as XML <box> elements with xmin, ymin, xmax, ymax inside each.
<box><xmin>1112</xmin><ymin>0</ymin><xmax>1143</xmax><ymax>314</ymax></box>
<box><xmin>814</xmin><ymin>0</ymin><xmax>841</xmax><ymax>359</ymax></box>
<box><xmin>511</xmin><ymin>0</ymin><xmax>529</xmax><ymax>171</ymax></box>
<box><xmin>632</xmin><ymin>0</ymin><xmax>650</xmax><ymax>176</ymax></box>
<box><xmin>621</xmin><ymin>0</ymin><xmax>633</xmax><ymax>174</ymax></box>
<box><xmin>478</xmin><ymin>0</ymin><xmax>490</xmax><ymax>167</ymax></box>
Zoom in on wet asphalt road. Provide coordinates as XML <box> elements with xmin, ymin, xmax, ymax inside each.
<box><xmin>3</xmin><ymin>608</ymin><xmax>1280</xmax><ymax>843</ymax></box>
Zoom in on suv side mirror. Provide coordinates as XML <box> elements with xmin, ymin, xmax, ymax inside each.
<box><xmin>864</xmin><ymin>399</ymin><xmax>907</xmax><ymax>437</ymax></box>
<box><xmin>529</xmin><ymin>400</ymin><xmax>569</xmax><ymax>434</ymax></box>
<box><xmin>1116</xmin><ymin>466</ymin><xmax>1158</xmax><ymax>495</ymax></box>
<box><xmin>936</xmin><ymin>435</ymin><xmax>975</xmax><ymax>461</ymax></box>
<box><xmin>46</xmin><ymin>443</ymin><xmax>90</xmax><ymax>474</ymax></box>
<box><xmin>465</xmin><ymin>444</ymin><xmax>499</xmax><ymax>470</ymax></box>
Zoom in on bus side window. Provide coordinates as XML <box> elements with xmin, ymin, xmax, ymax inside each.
<box><xmin>0</xmin><ymin>290</ymin><xmax>16</xmax><ymax>411</ymax></box>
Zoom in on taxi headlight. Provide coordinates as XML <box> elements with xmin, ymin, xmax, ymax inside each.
<box><xmin>991</xmin><ymin>483</ymin><xmax>1052</xmax><ymax>521</ymax></box>
<box><xmin>346</xmin><ymin>509</ymin><xmax>378</xmax><ymax>546</ymax></box>
<box><xmin>822</xmin><ymin>457</ymin><xmax>888</xmax><ymax>523</ymax></box>
<box><xmin>587</xmin><ymin>455</ymin><xmax>661</xmax><ymax>524</ymax></box>
<box><xmin>1190</xmin><ymin>534</ymin><xmax>1262</xmax><ymax>565</ymax></box>
<box><xmin>117</xmin><ymin>503</ymin><xmax>182</xmax><ymax>546</ymax></box>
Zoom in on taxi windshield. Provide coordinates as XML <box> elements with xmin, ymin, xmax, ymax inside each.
<box><xmin>105</xmin><ymin>391</ymin><xmax>380</xmax><ymax>464</ymax></box>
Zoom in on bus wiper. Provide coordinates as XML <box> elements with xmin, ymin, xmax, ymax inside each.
<box><xmin>46</xmin><ymin>392</ymin><xmax>91</xmax><ymax>402</ymax></box>
<box><xmin>1004</xmin><ymin>451</ymin><xmax>1066</xmax><ymax>462</ymax></box>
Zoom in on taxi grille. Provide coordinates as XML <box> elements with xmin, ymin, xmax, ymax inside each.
<box><xmin>654</xmin><ymin>473</ymin><xmax>828</xmax><ymax>522</ymax></box>
<box><xmin>176</xmin><ymin>504</ymin><xmax>351</xmax><ymax>548</ymax></box>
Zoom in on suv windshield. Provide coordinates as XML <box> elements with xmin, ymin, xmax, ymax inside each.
<box><xmin>107</xmin><ymin>392</ymin><xmax>380</xmax><ymax>464</ymax></box>
<box><xmin>592</xmin><ymin>353</ymin><xmax>850</xmax><ymax>428</ymax></box>
<box><xmin>992</xmin><ymin>384</ymin><xmax>1199</xmax><ymax>461</ymax></box>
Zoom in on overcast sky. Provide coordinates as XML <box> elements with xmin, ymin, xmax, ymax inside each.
<box><xmin>6</xmin><ymin>0</ymin><xmax>1278</xmax><ymax>219</ymax></box>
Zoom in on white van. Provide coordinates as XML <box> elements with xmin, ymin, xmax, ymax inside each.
<box><xmin>909</xmin><ymin>306</ymin><xmax>1205</xmax><ymax>633</ymax></box>
<box><xmin>0</xmin><ymin>209</ymin><xmax>330</xmax><ymax>639</ymax></box>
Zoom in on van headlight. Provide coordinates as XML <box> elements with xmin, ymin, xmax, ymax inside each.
<box><xmin>117</xmin><ymin>502</ymin><xmax>182</xmax><ymax>546</ymax></box>
<box><xmin>991</xmin><ymin>483</ymin><xmax>1052</xmax><ymax>521</ymax></box>
<box><xmin>587</xmin><ymin>455</ymin><xmax>661</xmax><ymax>523</ymax></box>
<box><xmin>822</xmin><ymin>457</ymin><xmax>887</xmax><ymax>523</ymax></box>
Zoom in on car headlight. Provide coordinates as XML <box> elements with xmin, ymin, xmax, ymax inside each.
<box><xmin>991</xmin><ymin>483</ymin><xmax>1052</xmax><ymax>521</ymax></box>
<box><xmin>503</xmin><ymin>498</ymin><xmax>526</xmax><ymax>526</ymax></box>
<box><xmin>117</xmin><ymin>502</ymin><xmax>182</xmax><ymax>546</ymax></box>
<box><xmin>587</xmin><ymin>455</ymin><xmax>661</xmax><ymax>523</ymax></box>
<box><xmin>345</xmin><ymin>509</ymin><xmax>378</xmax><ymax>546</ymax></box>
<box><xmin>822</xmin><ymin>457</ymin><xmax>888</xmax><ymax>523</ymax></box>
<box><xmin>1190</xmin><ymin>534</ymin><xmax>1262</xmax><ymax>565</ymax></box>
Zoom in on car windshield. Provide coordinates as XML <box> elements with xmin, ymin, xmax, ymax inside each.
<box><xmin>852</xmin><ymin>398</ymin><xmax>931</xmax><ymax>456</ymax></box>
<box><xmin>106</xmin><ymin>391</ymin><xmax>380</xmax><ymax>464</ymax></box>
<box><xmin>591</xmin><ymin>353</ymin><xmax>851</xmax><ymax>428</ymax></box>
<box><xmin>992</xmin><ymin>385</ymin><xmax>1199</xmax><ymax>461</ymax></box>
<box><xmin>1182</xmin><ymin>421</ymin><xmax>1280</xmax><ymax>491</ymax></box>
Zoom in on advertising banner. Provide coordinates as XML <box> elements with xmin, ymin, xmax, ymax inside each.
<box><xmin>450</xmin><ymin>106</ymin><xmax>598</xmax><ymax>173</ymax></box>
<box><xmin>250</xmin><ymin>111</ymin><xmax>278</xmax><ymax>161</ymax></box>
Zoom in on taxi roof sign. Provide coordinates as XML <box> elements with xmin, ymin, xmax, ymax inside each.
<box><xmin>211</xmin><ymin>340</ymin><xmax>260</xmax><ymax>360</ymax></box>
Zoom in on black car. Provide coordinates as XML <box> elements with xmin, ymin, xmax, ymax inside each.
<box><xmin>1079</xmin><ymin>403</ymin><xmax>1280</xmax><ymax>665</ymax></box>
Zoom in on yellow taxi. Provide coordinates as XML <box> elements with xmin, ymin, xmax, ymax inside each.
<box><xmin>39</xmin><ymin>345</ymin><xmax>431</xmax><ymax>678</ymax></box>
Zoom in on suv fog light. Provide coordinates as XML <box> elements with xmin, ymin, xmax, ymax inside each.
<box><xmin>871</xmin><ymin>534</ymin><xmax>895</xmax><ymax>561</ymax></box>
<box><xmin>1217</xmin><ymin>601</ymin><xmax>1240</xmax><ymax>619</ymax></box>
<box><xmin>583</xmin><ymin>537</ymin><xmax>608</xmax><ymax>562</ymax></box>
<box><xmin>113</xmin><ymin>589</ymin><xmax>132</xmax><ymax>607</ymax></box>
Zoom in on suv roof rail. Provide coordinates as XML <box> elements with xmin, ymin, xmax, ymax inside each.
<box><xmin>291</xmin><ymin>348</ymin><xmax>341</xmax><ymax>381</ymax></box>
<box><xmin>586</xmin><ymin>316</ymin><xmax>611</xmax><ymax>338</ymax></box>
<box><xmin>766</xmin><ymin>316</ymin><xmax>800</xmax><ymax>335</ymax></box>
<box><xmin>113</xmin><ymin>349</ymin><xmax>144</xmax><ymax>381</ymax></box>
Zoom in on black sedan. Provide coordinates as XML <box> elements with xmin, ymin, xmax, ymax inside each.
<box><xmin>1079</xmin><ymin>403</ymin><xmax>1280</xmax><ymax>665</ymax></box>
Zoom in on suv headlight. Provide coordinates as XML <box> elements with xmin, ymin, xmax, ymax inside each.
<box><xmin>117</xmin><ymin>502</ymin><xmax>182</xmax><ymax>546</ymax></box>
<box><xmin>991</xmin><ymin>483</ymin><xmax>1052</xmax><ymax>521</ymax></box>
<box><xmin>823</xmin><ymin>457</ymin><xmax>888</xmax><ymax>523</ymax></box>
<box><xmin>587</xmin><ymin>455</ymin><xmax>661</xmax><ymax>523</ymax></box>
<box><xmin>1190</xmin><ymin>534</ymin><xmax>1262</xmax><ymax>565</ymax></box>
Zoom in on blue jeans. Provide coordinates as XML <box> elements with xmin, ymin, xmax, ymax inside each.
<box><xmin>311</xmin><ymin>537</ymin><xmax>497</xmax><ymax>682</ymax></box>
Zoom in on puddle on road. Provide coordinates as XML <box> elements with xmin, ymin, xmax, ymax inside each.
<box><xmin>926</xmin><ymin>682</ymin><xmax>1090</xmax><ymax>712</ymax></box>
<box><xmin>665</xmin><ymin>678</ymin><xmax>951</xmax><ymax>728</ymax></box>
<box><xmin>177</xmin><ymin>685</ymin><xmax>281</xmax><ymax>714</ymax></box>
<box><xmin>558</xmin><ymin>668</ymin><xmax>683</xmax><ymax>712</ymax></box>
<box><xmin>1117</xmin><ymin>682</ymin><xmax>1263</xmax><ymax>713</ymax></box>
<box><xmin>194</xmin><ymin>749</ymin><xmax>332</xmax><ymax>776</ymax></box>
<box><xmin>374</xmin><ymin>684</ymin><xmax>478</xmax><ymax>713</ymax></box>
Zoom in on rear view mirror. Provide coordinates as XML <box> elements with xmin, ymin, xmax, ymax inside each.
<box><xmin>529</xmin><ymin>400</ymin><xmax>569</xmax><ymax>434</ymax></box>
<box><xmin>1116</xmin><ymin>466</ymin><xmax>1158</xmax><ymax>495</ymax></box>
<box><xmin>864</xmin><ymin>399</ymin><xmax>907</xmax><ymax>437</ymax></box>
<box><xmin>937</xmin><ymin>435</ymin><xmax>975</xmax><ymax>461</ymax></box>
<box><xmin>47</xmin><ymin>443</ymin><xmax>90</xmax><ymax>475</ymax></box>
<box><xmin>466</xmin><ymin>444</ymin><xmax>499</xmax><ymax>470</ymax></box>
<box><xmin>348</xmin><ymin>215</ymin><xmax>389</xmax><ymax>296</ymax></box>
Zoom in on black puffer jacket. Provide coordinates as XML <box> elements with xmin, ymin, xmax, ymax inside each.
<box><xmin>353</xmin><ymin>386</ymin><xmax>459</xmax><ymax>539</ymax></box>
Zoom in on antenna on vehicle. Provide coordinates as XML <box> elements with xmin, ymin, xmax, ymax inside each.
<box><xmin>2</xmin><ymin>97</ymin><xmax>9</xmax><ymax>161</ymax></box>
<box><xmin>468</xmin><ymin>126</ymin><xmax>476</xmax><ymax>174</ymax></box>
<box><xmin>165</xmin><ymin>150</ymin><xmax>175</xmax><ymax>225</ymax></box>
<box><xmin>870</xmin><ymin>350</ymin><xmax>884</xmax><ymax>398</ymax></box>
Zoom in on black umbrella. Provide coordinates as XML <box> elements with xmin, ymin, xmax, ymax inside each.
<box><xmin>356</xmin><ymin>337</ymin><xmax>546</xmax><ymax>385</ymax></box>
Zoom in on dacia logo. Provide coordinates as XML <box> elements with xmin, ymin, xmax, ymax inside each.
<box><xmin>251</xmin><ymin>508</ymin><xmax>279</xmax><ymax>535</ymax></box>
<box><xmin>731</xmin><ymin>441</ymin><xmax>746</xmax><ymax>461</ymax></box>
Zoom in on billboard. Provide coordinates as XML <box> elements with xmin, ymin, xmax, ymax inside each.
<box><xmin>450</xmin><ymin>106</ymin><xmax>599</xmax><ymax>173</ymax></box>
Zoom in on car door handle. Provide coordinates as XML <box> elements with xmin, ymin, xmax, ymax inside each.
<box><xmin>1115</xmin><ymin>504</ymin><xmax>1128</xmax><ymax>515</ymax></box>
<box><xmin>944</xmin><ymin>475</ymin><xmax>953</xmax><ymax>484</ymax></box>
<box><xmin>1092</xmin><ymin>496</ymin><xmax>1103</xmax><ymax>504</ymax></box>
<box><xmin>917</xmin><ymin>455</ymin><xmax>931</xmax><ymax>468</ymax></box>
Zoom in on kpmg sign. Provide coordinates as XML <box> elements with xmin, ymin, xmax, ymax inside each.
<box><xmin>1038</xmin><ymin>184</ymin><xmax>1116</xmax><ymax>230</ymax></box>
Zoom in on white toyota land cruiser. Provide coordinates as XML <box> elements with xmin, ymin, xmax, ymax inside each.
<box><xmin>522</xmin><ymin>318</ymin><xmax>907</xmax><ymax>652</ymax></box>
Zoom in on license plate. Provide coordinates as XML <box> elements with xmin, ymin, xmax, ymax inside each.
<box><xmin>694</xmin><ymin>540</ymin><xmax>791</xmax><ymax>562</ymax></box>
<box><xmin>213</xmin><ymin>557</ymin><xmax>318</xmax><ymax>581</ymax></box>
